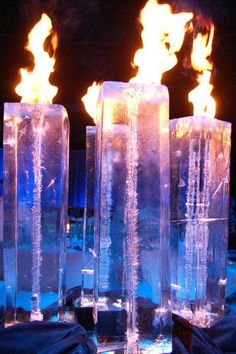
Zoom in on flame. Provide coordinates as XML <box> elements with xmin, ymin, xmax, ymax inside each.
<box><xmin>188</xmin><ymin>24</ymin><xmax>216</xmax><ymax>117</ymax></box>
<box><xmin>130</xmin><ymin>0</ymin><xmax>193</xmax><ymax>84</ymax></box>
<box><xmin>81</xmin><ymin>82</ymin><xmax>102</xmax><ymax>123</ymax></box>
<box><xmin>15</xmin><ymin>13</ymin><xmax>58</xmax><ymax>104</ymax></box>
<box><xmin>81</xmin><ymin>0</ymin><xmax>193</xmax><ymax>121</ymax></box>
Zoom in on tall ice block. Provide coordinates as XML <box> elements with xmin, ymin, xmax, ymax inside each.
<box><xmin>95</xmin><ymin>82</ymin><xmax>172</xmax><ymax>353</ymax></box>
<box><xmin>75</xmin><ymin>126</ymin><xmax>96</xmax><ymax>331</ymax></box>
<box><xmin>3</xmin><ymin>103</ymin><xmax>69</xmax><ymax>325</ymax></box>
<box><xmin>170</xmin><ymin>116</ymin><xmax>231</xmax><ymax>327</ymax></box>
<box><xmin>81</xmin><ymin>126</ymin><xmax>96</xmax><ymax>307</ymax></box>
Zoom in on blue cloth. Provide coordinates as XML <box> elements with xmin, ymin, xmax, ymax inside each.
<box><xmin>173</xmin><ymin>313</ymin><xmax>236</xmax><ymax>353</ymax></box>
<box><xmin>0</xmin><ymin>313</ymin><xmax>236</xmax><ymax>353</ymax></box>
<box><xmin>0</xmin><ymin>322</ymin><xmax>96</xmax><ymax>354</ymax></box>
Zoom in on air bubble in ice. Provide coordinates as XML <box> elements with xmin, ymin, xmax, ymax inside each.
<box><xmin>178</xmin><ymin>179</ymin><xmax>185</xmax><ymax>188</ymax></box>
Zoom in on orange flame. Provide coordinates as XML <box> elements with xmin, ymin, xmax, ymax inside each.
<box><xmin>130</xmin><ymin>0</ymin><xmax>193</xmax><ymax>84</ymax></box>
<box><xmin>81</xmin><ymin>82</ymin><xmax>102</xmax><ymax>123</ymax></box>
<box><xmin>15</xmin><ymin>13</ymin><xmax>58</xmax><ymax>104</ymax></box>
<box><xmin>188</xmin><ymin>24</ymin><xmax>216</xmax><ymax>117</ymax></box>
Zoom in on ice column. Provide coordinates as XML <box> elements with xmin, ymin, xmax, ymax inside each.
<box><xmin>81</xmin><ymin>126</ymin><xmax>96</xmax><ymax>307</ymax></box>
<box><xmin>4</xmin><ymin>103</ymin><xmax>69</xmax><ymax>325</ymax></box>
<box><xmin>75</xmin><ymin>126</ymin><xmax>96</xmax><ymax>331</ymax></box>
<box><xmin>170</xmin><ymin>116</ymin><xmax>231</xmax><ymax>327</ymax></box>
<box><xmin>94</xmin><ymin>82</ymin><xmax>172</xmax><ymax>353</ymax></box>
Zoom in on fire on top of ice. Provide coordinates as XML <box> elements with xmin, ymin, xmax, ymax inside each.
<box><xmin>81</xmin><ymin>82</ymin><xmax>102</xmax><ymax>123</ymax></box>
<box><xmin>130</xmin><ymin>0</ymin><xmax>193</xmax><ymax>84</ymax></box>
<box><xmin>82</xmin><ymin>0</ymin><xmax>193</xmax><ymax>120</ymax></box>
<box><xmin>188</xmin><ymin>24</ymin><xmax>216</xmax><ymax>118</ymax></box>
<box><xmin>15</xmin><ymin>13</ymin><xmax>58</xmax><ymax>104</ymax></box>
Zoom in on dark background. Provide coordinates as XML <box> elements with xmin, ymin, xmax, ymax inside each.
<box><xmin>0</xmin><ymin>0</ymin><xmax>235</xmax><ymax>195</ymax></box>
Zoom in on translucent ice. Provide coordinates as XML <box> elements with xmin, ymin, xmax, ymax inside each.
<box><xmin>3</xmin><ymin>103</ymin><xmax>69</xmax><ymax>325</ymax></box>
<box><xmin>80</xmin><ymin>126</ymin><xmax>96</xmax><ymax>308</ymax></box>
<box><xmin>170</xmin><ymin>116</ymin><xmax>231</xmax><ymax>327</ymax></box>
<box><xmin>94</xmin><ymin>82</ymin><xmax>172</xmax><ymax>353</ymax></box>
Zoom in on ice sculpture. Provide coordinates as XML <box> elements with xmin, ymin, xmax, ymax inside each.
<box><xmin>94</xmin><ymin>81</ymin><xmax>172</xmax><ymax>353</ymax></box>
<box><xmin>75</xmin><ymin>126</ymin><xmax>96</xmax><ymax>320</ymax></box>
<box><xmin>81</xmin><ymin>126</ymin><xmax>96</xmax><ymax>308</ymax></box>
<box><xmin>75</xmin><ymin>126</ymin><xmax>96</xmax><ymax>331</ymax></box>
<box><xmin>170</xmin><ymin>116</ymin><xmax>231</xmax><ymax>327</ymax></box>
<box><xmin>3</xmin><ymin>103</ymin><xmax>69</xmax><ymax>325</ymax></box>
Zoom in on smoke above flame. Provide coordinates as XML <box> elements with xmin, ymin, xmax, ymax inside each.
<box><xmin>15</xmin><ymin>13</ymin><xmax>58</xmax><ymax>104</ymax></box>
<box><xmin>188</xmin><ymin>24</ymin><xmax>216</xmax><ymax>118</ymax></box>
<box><xmin>81</xmin><ymin>82</ymin><xmax>102</xmax><ymax>123</ymax></box>
<box><xmin>130</xmin><ymin>0</ymin><xmax>193</xmax><ymax>84</ymax></box>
